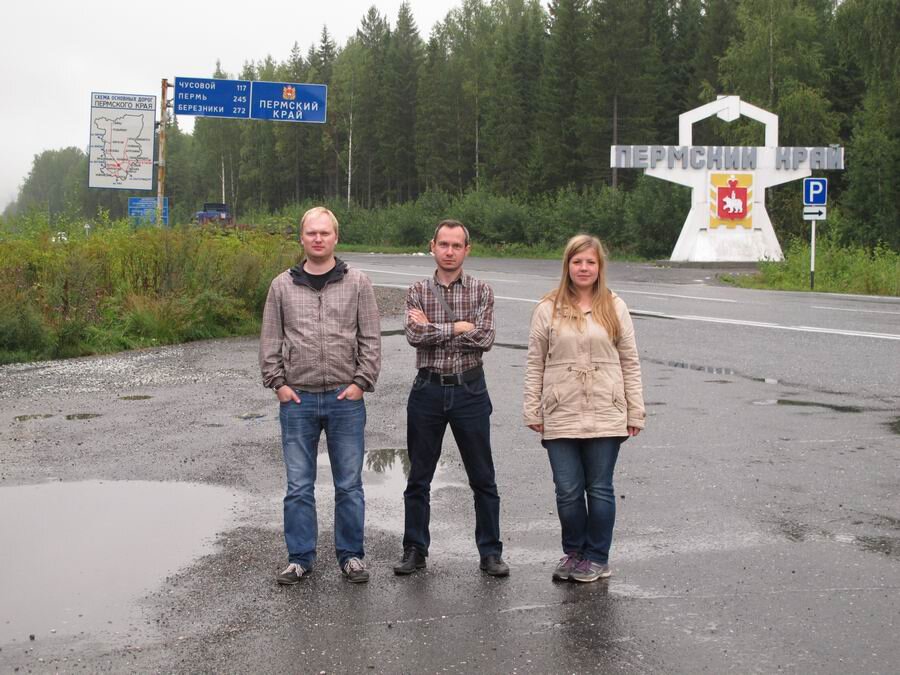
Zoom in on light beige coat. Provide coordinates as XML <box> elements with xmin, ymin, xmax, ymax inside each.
<box><xmin>523</xmin><ymin>293</ymin><xmax>645</xmax><ymax>440</ymax></box>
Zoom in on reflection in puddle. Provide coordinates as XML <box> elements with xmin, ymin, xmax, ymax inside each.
<box><xmin>0</xmin><ymin>481</ymin><xmax>240</xmax><ymax>645</ymax></box>
<box><xmin>314</xmin><ymin>448</ymin><xmax>455</xmax><ymax>504</ymax></box>
<box><xmin>14</xmin><ymin>414</ymin><xmax>54</xmax><ymax>422</ymax></box>
<box><xmin>119</xmin><ymin>395</ymin><xmax>153</xmax><ymax>401</ymax></box>
<box><xmin>366</xmin><ymin>447</ymin><xmax>410</xmax><ymax>476</ymax></box>
<box><xmin>65</xmin><ymin>413</ymin><xmax>102</xmax><ymax>420</ymax></box>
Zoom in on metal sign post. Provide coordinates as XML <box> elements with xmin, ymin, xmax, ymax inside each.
<box><xmin>810</xmin><ymin>220</ymin><xmax>817</xmax><ymax>290</ymax></box>
<box><xmin>803</xmin><ymin>178</ymin><xmax>828</xmax><ymax>291</ymax></box>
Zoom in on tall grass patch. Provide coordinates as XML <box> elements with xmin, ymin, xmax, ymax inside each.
<box><xmin>0</xmin><ymin>224</ymin><xmax>298</xmax><ymax>363</ymax></box>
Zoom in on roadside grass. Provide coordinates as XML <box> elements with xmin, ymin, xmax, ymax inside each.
<box><xmin>0</xmin><ymin>222</ymin><xmax>298</xmax><ymax>364</ymax></box>
<box><xmin>720</xmin><ymin>236</ymin><xmax>899</xmax><ymax>296</ymax></box>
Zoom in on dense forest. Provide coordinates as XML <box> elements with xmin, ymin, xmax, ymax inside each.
<box><xmin>4</xmin><ymin>0</ymin><xmax>898</xmax><ymax>252</ymax></box>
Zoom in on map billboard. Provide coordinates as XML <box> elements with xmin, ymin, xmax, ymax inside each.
<box><xmin>88</xmin><ymin>92</ymin><xmax>156</xmax><ymax>190</ymax></box>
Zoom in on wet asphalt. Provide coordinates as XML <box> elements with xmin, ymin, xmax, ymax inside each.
<box><xmin>0</xmin><ymin>257</ymin><xmax>898</xmax><ymax>674</ymax></box>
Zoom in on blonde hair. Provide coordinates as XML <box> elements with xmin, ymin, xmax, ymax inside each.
<box><xmin>543</xmin><ymin>234</ymin><xmax>620</xmax><ymax>342</ymax></box>
<box><xmin>299</xmin><ymin>206</ymin><xmax>339</xmax><ymax>237</ymax></box>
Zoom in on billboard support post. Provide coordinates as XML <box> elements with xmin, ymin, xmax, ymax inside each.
<box><xmin>157</xmin><ymin>79</ymin><xmax>169</xmax><ymax>227</ymax></box>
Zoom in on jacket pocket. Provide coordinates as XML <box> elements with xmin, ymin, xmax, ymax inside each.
<box><xmin>542</xmin><ymin>386</ymin><xmax>560</xmax><ymax>415</ymax></box>
<box><xmin>612</xmin><ymin>390</ymin><xmax>626</xmax><ymax>413</ymax></box>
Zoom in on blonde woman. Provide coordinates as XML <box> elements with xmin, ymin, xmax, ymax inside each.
<box><xmin>523</xmin><ymin>234</ymin><xmax>645</xmax><ymax>582</ymax></box>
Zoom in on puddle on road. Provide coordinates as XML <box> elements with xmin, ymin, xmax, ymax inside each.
<box><xmin>14</xmin><ymin>414</ymin><xmax>54</xmax><ymax>422</ymax></box>
<box><xmin>237</xmin><ymin>413</ymin><xmax>266</xmax><ymax>420</ymax></box>
<box><xmin>312</xmin><ymin>447</ymin><xmax>456</xmax><ymax>504</ymax></box>
<box><xmin>751</xmin><ymin>399</ymin><xmax>863</xmax><ymax>413</ymax></box>
<box><xmin>65</xmin><ymin>413</ymin><xmax>102</xmax><ymax>420</ymax></box>
<box><xmin>0</xmin><ymin>480</ymin><xmax>240</xmax><ymax>645</ymax></box>
<box><xmin>119</xmin><ymin>395</ymin><xmax>153</xmax><ymax>401</ymax></box>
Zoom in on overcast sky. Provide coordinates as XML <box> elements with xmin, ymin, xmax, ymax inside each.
<box><xmin>0</xmin><ymin>1</ymin><xmax>456</xmax><ymax>210</ymax></box>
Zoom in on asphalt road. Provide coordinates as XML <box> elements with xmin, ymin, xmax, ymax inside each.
<box><xmin>1</xmin><ymin>255</ymin><xmax>897</xmax><ymax>674</ymax></box>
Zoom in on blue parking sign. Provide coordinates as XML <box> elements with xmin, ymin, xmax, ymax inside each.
<box><xmin>803</xmin><ymin>178</ymin><xmax>828</xmax><ymax>206</ymax></box>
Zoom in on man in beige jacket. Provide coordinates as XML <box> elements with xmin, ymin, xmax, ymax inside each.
<box><xmin>259</xmin><ymin>206</ymin><xmax>381</xmax><ymax>585</ymax></box>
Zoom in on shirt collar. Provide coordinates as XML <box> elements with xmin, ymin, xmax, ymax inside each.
<box><xmin>433</xmin><ymin>271</ymin><xmax>468</xmax><ymax>289</ymax></box>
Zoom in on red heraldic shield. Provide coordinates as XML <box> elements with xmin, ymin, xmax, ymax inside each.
<box><xmin>717</xmin><ymin>178</ymin><xmax>747</xmax><ymax>220</ymax></box>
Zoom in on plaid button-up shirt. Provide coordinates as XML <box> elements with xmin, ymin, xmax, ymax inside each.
<box><xmin>405</xmin><ymin>272</ymin><xmax>495</xmax><ymax>374</ymax></box>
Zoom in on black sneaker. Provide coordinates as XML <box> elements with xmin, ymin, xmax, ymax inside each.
<box><xmin>342</xmin><ymin>557</ymin><xmax>370</xmax><ymax>583</ymax></box>
<box><xmin>480</xmin><ymin>555</ymin><xmax>510</xmax><ymax>577</ymax></box>
<box><xmin>393</xmin><ymin>547</ymin><xmax>427</xmax><ymax>575</ymax></box>
<box><xmin>276</xmin><ymin>563</ymin><xmax>309</xmax><ymax>585</ymax></box>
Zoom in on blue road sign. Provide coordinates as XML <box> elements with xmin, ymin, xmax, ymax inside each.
<box><xmin>250</xmin><ymin>81</ymin><xmax>327</xmax><ymax>123</ymax></box>
<box><xmin>174</xmin><ymin>77</ymin><xmax>251</xmax><ymax>119</ymax></box>
<box><xmin>803</xmin><ymin>178</ymin><xmax>828</xmax><ymax>206</ymax></box>
<box><xmin>129</xmin><ymin>197</ymin><xmax>168</xmax><ymax>225</ymax></box>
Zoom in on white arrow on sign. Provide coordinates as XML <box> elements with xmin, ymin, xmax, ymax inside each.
<box><xmin>803</xmin><ymin>206</ymin><xmax>827</xmax><ymax>221</ymax></box>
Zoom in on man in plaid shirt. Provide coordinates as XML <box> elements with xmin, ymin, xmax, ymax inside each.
<box><xmin>393</xmin><ymin>219</ymin><xmax>509</xmax><ymax>578</ymax></box>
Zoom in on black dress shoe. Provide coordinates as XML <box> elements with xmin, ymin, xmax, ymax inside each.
<box><xmin>393</xmin><ymin>547</ymin><xmax>427</xmax><ymax>575</ymax></box>
<box><xmin>480</xmin><ymin>555</ymin><xmax>510</xmax><ymax>577</ymax></box>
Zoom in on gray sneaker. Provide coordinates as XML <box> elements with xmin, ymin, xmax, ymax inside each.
<box><xmin>276</xmin><ymin>563</ymin><xmax>309</xmax><ymax>585</ymax></box>
<box><xmin>342</xmin><ymin>557</ymin><xmax>370</xmax><ymax>583</ymax></box>
<box><xmin>552</xmin><ymin>552</ymin><xmax>580</xmax><ymax>581</ymax></box>
<box><xmin>570</xmin><ymin>559</ymin><xmax>611</xmax><ymax>583</ymax></box>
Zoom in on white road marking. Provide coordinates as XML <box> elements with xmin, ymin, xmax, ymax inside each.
<box><xmin>616</xmin><ymin>289</ymin><xmax>737</xmax><ymax>303</ymax></box>
<box><xmin>375</xmin><ymin>286</ymin><xmax>900</xmax><ymax>340</ymax></box>
<box><xmin>356</xmin><ymin>267</ymin><xmax>517</xmax><ymax>283</ymax></box>
<box><xmin>812</xmin><ymin>305</ymin><xmax>900</xmax><ymax>316</ymax></box>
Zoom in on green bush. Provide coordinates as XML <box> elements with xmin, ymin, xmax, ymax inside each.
<box><xmin>726</xmin><ymin>234</ymin><xmax>899</xmax><ymax>296</ymax></box>
<box><xmin>0</xmin><ymin>295</ymin><xmax>52</xmax><ymax>363</ymax></box>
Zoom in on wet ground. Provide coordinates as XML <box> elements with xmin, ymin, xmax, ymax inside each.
<box><xmin>1</xmin><ymin>258</ymin><xmax>898</xmax><ymax>673</ymax></box>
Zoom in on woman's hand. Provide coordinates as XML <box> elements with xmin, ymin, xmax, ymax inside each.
<box><xmin>527</xmin><ymin>424</ymin><xmax>543</xmax><ymax>433</ymax></box>
<box><xmin>627</xmin><ymin>426</ymin><xmax>641</xmax><ymax>437</ymax></box>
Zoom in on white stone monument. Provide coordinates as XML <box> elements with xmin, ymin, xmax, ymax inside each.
<box><xmin>610</xmin><ymin>95</ymin><xmax>844</xmax><ymax>262</ymax></box>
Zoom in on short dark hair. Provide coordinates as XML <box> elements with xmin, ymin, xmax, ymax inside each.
<box><xmin>432</xmin><ymin>219</ymin><xmax>470</xmax><ymax>246</ymax></box>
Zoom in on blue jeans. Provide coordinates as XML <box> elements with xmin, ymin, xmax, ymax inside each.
<box><xmin>543</xmin><ymin>437</ymin><xmax>622</xmax><ymax>564</ymax></box>
<box><xmin>403</xmin><ymin>373</ymin><xmax>502</xmax><ymax>558</ymax></box>
<box><xmin>279</xmin><ymin>387</ymin><xmax>366</xmax><ymax>568</ymax></box>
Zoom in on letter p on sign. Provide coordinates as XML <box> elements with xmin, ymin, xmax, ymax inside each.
<box><xmin>803</xmin><ymin>178</ymin><xmax>828</xmax><ymax>206</ymax></box>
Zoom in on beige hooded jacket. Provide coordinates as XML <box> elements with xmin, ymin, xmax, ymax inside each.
<box><xmin>523</xmin><ymin>293</ymin><xmax>645</xmax><ymax>440</ymax></box>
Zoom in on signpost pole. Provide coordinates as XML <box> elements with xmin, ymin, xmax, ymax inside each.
<box><xmin>156</xmin><ymin>78</ymin><xmax>169</xmax><ymax>227</ymax></box>
<box><xmin>810</xmin><ymin>220</ymin><xmax>816</xmax><ymax>290</ymax></box>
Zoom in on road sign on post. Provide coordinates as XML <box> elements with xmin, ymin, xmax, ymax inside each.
<box><xmin>803</xmin><ymin>177</ymin><xmax>828</xmax><ymax>206</ymax></box>
<box><xmin>174</xmin><ymin>77</ymin><xmax>251</xmax><ymax>119</ymax></box>
<box><xmin>129</xmin><ymin>197</ymin><xmax>168</xmax><ymax>225</ymax></box>
<box><xmin>802</xmin><ymin>178</ymin><xmax>828</xmax><ymax>291</ymax></box>
<box><xmin>803</xmin><ymin>206</ymin><xmax>827</xmax><ymax>220</ymax></box>
<box><xmin>250</xmin><ymin>82</ymin><xmax>327</xmax><ymax>123</ymax></box>
<box><xmin>173</xmin><ymin>78</ymin><xmax>326</xmax><ymax>123</ymax></box>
